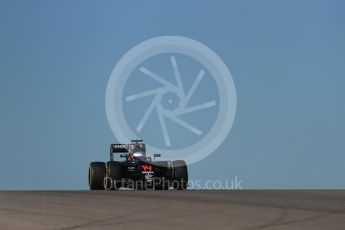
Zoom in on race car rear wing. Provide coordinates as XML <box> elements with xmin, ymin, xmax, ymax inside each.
<box><xmin>109</xmin><ymin>141</ymin><xmax>146</xmax><ymax>161</ymax></box>
<box><xmin>110</xmin><ymin>144</ymin><xmax>128</xmax><ymax>161</ymax></box>
<box><xmin>110</xmin><ymin>144</ymin><xmax>129</xmax><ymax>153</ymax></box>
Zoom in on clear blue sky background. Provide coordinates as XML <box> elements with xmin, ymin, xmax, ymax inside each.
<box><xmin>0</xmin><ymin>0</ymin><xmax>344</xmax><ymax>189</ymax></box>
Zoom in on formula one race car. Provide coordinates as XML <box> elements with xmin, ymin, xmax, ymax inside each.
<box><xmin>88</xmin><ymin>140</ymin><xmax>188</xmax><ymax>190</ymax></box>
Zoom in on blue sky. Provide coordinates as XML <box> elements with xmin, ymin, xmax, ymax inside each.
<box><xmin>0</xmin><ymin>0</ymin><xmax>344</xmax><ymax>189</ymax></box>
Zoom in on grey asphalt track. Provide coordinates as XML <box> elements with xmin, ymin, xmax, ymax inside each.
<box><xmin>0</xmin><ymin>190</ymin><xmax>344</xmax><ymax>230</ymax></box>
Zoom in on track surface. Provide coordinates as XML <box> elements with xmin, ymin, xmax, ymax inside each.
<box><xmin>0</xmin><ymin>190</ymin><xmax>344</xmax><ymax>230</ymax></box>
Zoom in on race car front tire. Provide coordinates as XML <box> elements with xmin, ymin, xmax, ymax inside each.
<box><xmin>172</xmin><ymin>160</ymin><xmax>188</xmax><ymax>190</ymax></box>
<box><xmin>89</xmin><ymin>162</ymin><xmax>106</xmax><ymax>190</ymax></box>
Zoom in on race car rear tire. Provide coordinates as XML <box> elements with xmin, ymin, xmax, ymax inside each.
<box><xmin>89</xmin><ymin>162</ymin><xmax>106</xmax><ymax>190</ymax></box>
<box><xmin>105</xmin><ymin>161</ymin><xmax>122</xmax><ymax>190</ymax></box>
<box><xmin>172</xmin><ymin>160</ymin><xmax>188</xmax><ymax>190</ymax></box>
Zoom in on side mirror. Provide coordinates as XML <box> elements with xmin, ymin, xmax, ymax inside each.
<box><xmin>153</xmin><ymin>153</ymin><xmax>161</xmax><ymax>161</ymax></box>
<box><xmin>120</xmin><ymin>154</ymin><xmax>128</xmax><ymax>158</ymax></box>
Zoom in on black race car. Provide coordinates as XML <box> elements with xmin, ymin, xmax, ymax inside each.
<box><xmin>88</xmin><ymin>140</ymin><xmax>188</xmax><ymax>190</ymax></box>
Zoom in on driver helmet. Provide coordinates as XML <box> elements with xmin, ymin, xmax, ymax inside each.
<box><xmin>133</xmin><ymin>151</ymin><xmax>144</xmax><ymax>158</ymax></box>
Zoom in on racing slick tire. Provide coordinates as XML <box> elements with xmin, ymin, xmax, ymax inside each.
<box><xmin>105</xmin><ymin>161</ymin><xmax>122</xmax><ymax>190</ymax></box>
<box><xmin>89</xmin><ymin>162</ymin><xmax>106</xmax><ymax>190</ymax></box>
<box><xmin>172</xmin><ymin>160</ymin><xmax>188</xmax><ymax>190</ymax></box>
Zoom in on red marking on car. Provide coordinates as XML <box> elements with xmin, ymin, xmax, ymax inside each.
<box><xmin>141</xmin><ymin>165</ymin><xmax>152</xmax><ymax>171</ymax></box>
